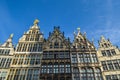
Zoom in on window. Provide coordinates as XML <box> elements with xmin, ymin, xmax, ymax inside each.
<box><xmin>60</xmin><ymin>43</ymin><xmax>63</xmax><ymax>48</ymax></box>
<box><xmin>59</xmin><ymin>63</ymin><xmax>64</xmax><ymax>73</ymax></box>
<box><xmin>111</xmin><ymin>49</ymin><xmax>116</xmax><ymax>55</ymax></box>
<box><xmin>5</xmin><ymin>58</ymin><xmax>12</xmax><ymax>68</ymax></box>
<box><xmin>91</xmin><ymin>53</ymin><xmax>98</xmax><ymax>63</ymax></box>
<box><xmin>41</xmin><ymin>65</ymin><xmax>47</xmax><ymax>73</ymax></box>
<box><xmin>64</xmin><ymin>52</ymin><xmax>70</xmax><ymax>58</ymax></box>
<box><xmin>84</xmin><ymin>54</ymin><xmax>91</xmax><ymax>63</ymax></box>
<box><xmin>106</xmin><ymin>75</ymin><xmax>111</xmax><ymax>80</ymax></box>
<box><xmin>95</xmin><ymin>68</ymin><xmax>102</xmax><ymax>80</ymax></box>
<box><xmin>78</xmin><ymin>53</ymin><xmax>84</xmax><ymax>63</ymax></box>
<box><xmin>106</xmin><ymin>74</ymin><xmax>119</xmax><ymax>80</ymax></box>
<box><xmin>72</xmin><ymin>54</ymin><xmax>77</xmax><ymax>63</ymax></box>
<box><xmin>65</xmin><ymin>64</ymin><xmax>70</xmax><ymax>73</ymax></box>
<box><xmin>106</xmin><ymin>50</ymin><xmax>111</xmax><ymax>56</ymax></box>
<box><xmin>54</xmin><ymin>64</ymin><xmax>58</xmax><ymax>73</ymax></box>
<box><xmin>50</xmin><ymin>44</ymin><xmax>52</xmax><ymax>49</ymax></box>
<box><xmin>101</xmin><ymin>61</ymin><xmax>108</xmax><ymax>70</ymax></box>
<box><xmin>24</xmin><ymin>59</ymin><xmax>29</xmax><ymax>65</ymax></box>
<box><xmin>101</xmin><ymin>50</ymin><xmax>106</xmax><ymax>56</ymax></box>
<box><xmin>111</xmin><ymin>75</ymin><xmax>118</xmax><ymax>80</ymax></box>
<box><xmin>0</xmin><ymin>71</ymin><xmax>7</xmax><ymax>80</ymax></box>
<box><xmin>4</xmin><ymin>49</ymin><xmax>10</xmax><ymax>55</ymax></box>
<box><xmin>59</xmin><ymin>52</ymin><xmax>64</xmax><ymax>58</ymax></box>
<box><xmin>33</xmin><ymin>69</ymin><xmax>39</xmax><ymax>80</ymax></box>
<box><xmin>87</xmin><ymin>68</ymin><xmax>94</xmax><ymax>80</ymax></box>
<box><xmin>54</xmin><ymin>42</ymin><xmax>59</xmax><ymax>48</ymax></box>
<box><xmin>18</xmin><ymin>59</ymin><xmax>23</xmax><ymax>65</ymax></box>
<box><xmin>81</xmin><ymin>68</ymin><xmax>87</xmax><ymax>80</ymax></box>
<box><xmin>35</xmin><ymin>59</ymin><xmax>40</xmax><ymax>65</ymax></box>
<box><xmin>73</xmin><ymin>68</ymin><xmax>80</xmax><ymax>80</ymax></box>
<box><xmin>30</xmin><ymin>59</ymin><xmax>35</xmax><ymax>65</ymax></box>
<box><xmin>107</xmin><ymin>61</ymin><xmax>114</xmax><ymax>70</ymax></box>
<box><xmin>113</xmin><ymin>60</ymin><xmax>120</xmax><ymax>70</ymax></box>
<box><xmin>47</xmin><ymin>64</ymin><xmax>52</xmax><ymax>73</ymax></box>
<box><xmin>26</xmin><ymin>69</ymin><xmax>33</xmax><ymax>80</ymax></box>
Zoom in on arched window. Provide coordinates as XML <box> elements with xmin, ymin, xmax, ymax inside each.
<box><xmin>81</xmin><ymin>68</ymin><xmax>87</xmax><ymax>80</ymax></box>
<box><xmin>54</xmin><ymin>42</ymin><xmax>59</xmax><ymax>48</ymax></box>
<box><xmin>53</xmin><ymin>63</ymin><xmax>58</xmax><ymax>73</ymax></box>
<box><xmin>95</xmin><ymin>68</ymin><xmax>103</xmax><ymax>80</ymax></box>
<box><xmin>65</xmin><ymin>63</ymin><xmax>70</xmax><ymax>73</ymax></box>
<box><xmin>73</xmin><ymin>68</ymin><xmax>79</xmax><ymax>73</ymax></box>
<box><xmin>41</xmin><ymin>63</ymin><xmax>47</xmax><ymax>73</ymax></box>
<box><xmin>87</xmin><ymin>68</ymin><xmax>94</xmax><ymax>80</ymax></box>
<box><xmin>59</xmin><ymin>63</ymin><xmax>64</xmax><ymax>73</ymax></box>
<box><xmin>73</xmin><ymin>68</ymin><xmax>80</xmax><ymax>80</ymax></box>
<box><xmin>48</xmin><ymin>63</ymin><xmax>52</xmax><ymax>73</ymax></box>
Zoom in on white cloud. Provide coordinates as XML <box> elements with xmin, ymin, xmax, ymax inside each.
<box><xmin>90</xmin><ymin>28</ymin><xmax>120</xmax><ymax>47</ymax></box>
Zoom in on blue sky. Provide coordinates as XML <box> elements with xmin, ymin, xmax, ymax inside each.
<box><xmin>0</xmin><ymin>0</ymin><xmax>120</xmax><ymax>47</ymax></box>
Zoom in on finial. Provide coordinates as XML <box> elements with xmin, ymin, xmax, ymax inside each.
<box><xmin>77</xmin><ymin>27</ymin><xmax>80</xmax><ymax>31</ymax></box>
<box><xmin>34</xmin><ymin>19</ymin><xmax>39</xmax><ymax>25</ymax></box>
<box><xmin>101</xmin><ymin>35</ymin><xmax>104</xmax><ymax>38</ymax></box>
<box><xmin>10</xmin><ymin>34</ymin><xmax>14</xmax><ymax>39</ymax></box>
<box><xmin>83</xmin><ymin>32</ymin><xmax>86</xmax><ymax>37</ymax></box>
<box><xmin>92</xmin><ymin>38</ymin><xmax>94</xmax><ymax>42</ymax></box>
<box><xmin>101</xmin><ymin>35</ymin><xmax>105</xmax><ymax>40</ymax></box>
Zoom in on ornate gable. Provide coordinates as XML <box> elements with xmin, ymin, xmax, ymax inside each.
<box><xmin>1</xmin><ymin>34</ymin><xmax>14</xmax><ymax>48</ymax></box>
<box><xmin>72</xmin><ymin>28</ymin><xmax>95</xmax><ymax>50</ymax></box>
<box><xmin>44</xmin><ymin>26</ymin><xmax>70</xmax><ymax>50</ymax></box>
<box><xmin>19</xmin><ymin>19</ymin><xmax>43</xmax><ymax>42</ymax></box>
<box><xmin>98</xmin><ymin>35</ymin><xmax>112</xmax><ymax>48</ymax></box>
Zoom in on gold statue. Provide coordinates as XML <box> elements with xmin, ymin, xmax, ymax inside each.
<box><xmin>34</xmin><ymin>19</ymin><xmax>39</xmax><ymax>25</ymax></box>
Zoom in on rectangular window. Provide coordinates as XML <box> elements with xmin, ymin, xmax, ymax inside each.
<box><xmin>59</xmin><ymin>52</ymin><xmax>64</xmax><ymax>58</ymax></box>
<box><xmin>47</xmin><ymin>65</ymin><xmax>52</xmax><ymax>73</ymax></box>
<box><xmin>72</xmin><ymin>54</ymin><xmax>77</xmax><ymax>63</ymax></box>
<box><xmin>107</xmin><ymin>61</ymin><xmax>114</xmax><ymax>70</ymax></box>
<box><xmin>91</xmin><ymin>53</ymin><xmax>98</xmax><ymax>63</ymax></box>
<box><xmin>54</xmin><ymin>65</ymin><xmax>58</xmax><ymax>73</ymax></box>
<box><xmin>106</xmin><ymin>75</ymin><xmax>111</xmax><ymax>80</ymax></box>
<box><xmin>65</xmin><ymin>64</ymin><xmax>70</xmax><ymax>73</ymax></box>
<box><xmin>113</xmin><ymin>60</ymin><xmax>120</xmax><ymax>70</ymax></box>
<box><xmin>59</xmin><ymin>64</ymin><xmax>64</xmax><ymax>73</ymax></box>
<box><xmin>101</xmin><ymin>61</ymin><xmax>108</xmax><ymax>70</ymax></box>
<box><xmin>111</xmin><ymin>49</ymin><xmax>116</xmax><ymax>55</ymax></box>
<box><xmin>111</xmin><ymin>75</ymin><xmax>118</xmax><ymax>80</ymax></box>
<box><xmin>101</xmin><ymin>50</ymin><xmax>106</xmax><ymax>56</ymax></box>
<box><xmin>30</xmin><ymin>59</ymin><xmax>35</xmax><ymax>65</ymax></box>
<box><xmin>84</xmin><ymin>54</ymin><xmax>91</xmax><ymax>63</ymax></box>
<box><xmin>106</xmin><ymin>50</ymin><xmax>111</xmax><ymax>56</ymax></box>
<box><xmin>78</xmin><ymin>53</ymin><xmax>84</xmax><ymax>63</ymax></box>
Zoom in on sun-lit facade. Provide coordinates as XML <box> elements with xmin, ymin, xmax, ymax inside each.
<box><xmin>2</xmin><ymin>19</ymin><xmax>120</xmax><ymax>80</ymax></box>
<box><xmin>97</xmin><ymin>36</ymin><xmax>120</xmax><ymax>80</ymax></box>
<box><xmin>71</xmin><ymin>28</ymin><xmax>103</xmax><ymax>80</ymax></box>
<box><xmin>6</xmin><ymin>20</ymin><xmax>44</xmax><ymax>80</ymax></box>
<box><xmin>0</xmin><ymin>34</ymin><xmax>14</xmax><ymax>80</ymax></box>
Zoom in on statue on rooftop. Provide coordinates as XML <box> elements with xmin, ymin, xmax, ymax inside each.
<box><xmin>34</xmin><ymin>19</ymin><xmax>39</xmax><ymax>25</ymax></box>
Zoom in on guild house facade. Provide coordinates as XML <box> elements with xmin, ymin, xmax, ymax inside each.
<box><xmin>0</xmin><ymin>19</ymin><xmax>119</xmax><ymax>80</ymax></box>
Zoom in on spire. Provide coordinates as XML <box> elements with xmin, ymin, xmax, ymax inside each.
<box><xmin>1</xmin><ymin>34</ymin><xmax>14</xmax><ymax>48</ymax></box>
<box><xmin>92</xmin><ymin>38</ymin><xmax>94</xmax><ymax>44</ymax></box>
<box><xmin>100</xmin><ymin>35</ymin><xmax>105</xmax><ymax>42</ymax></box>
